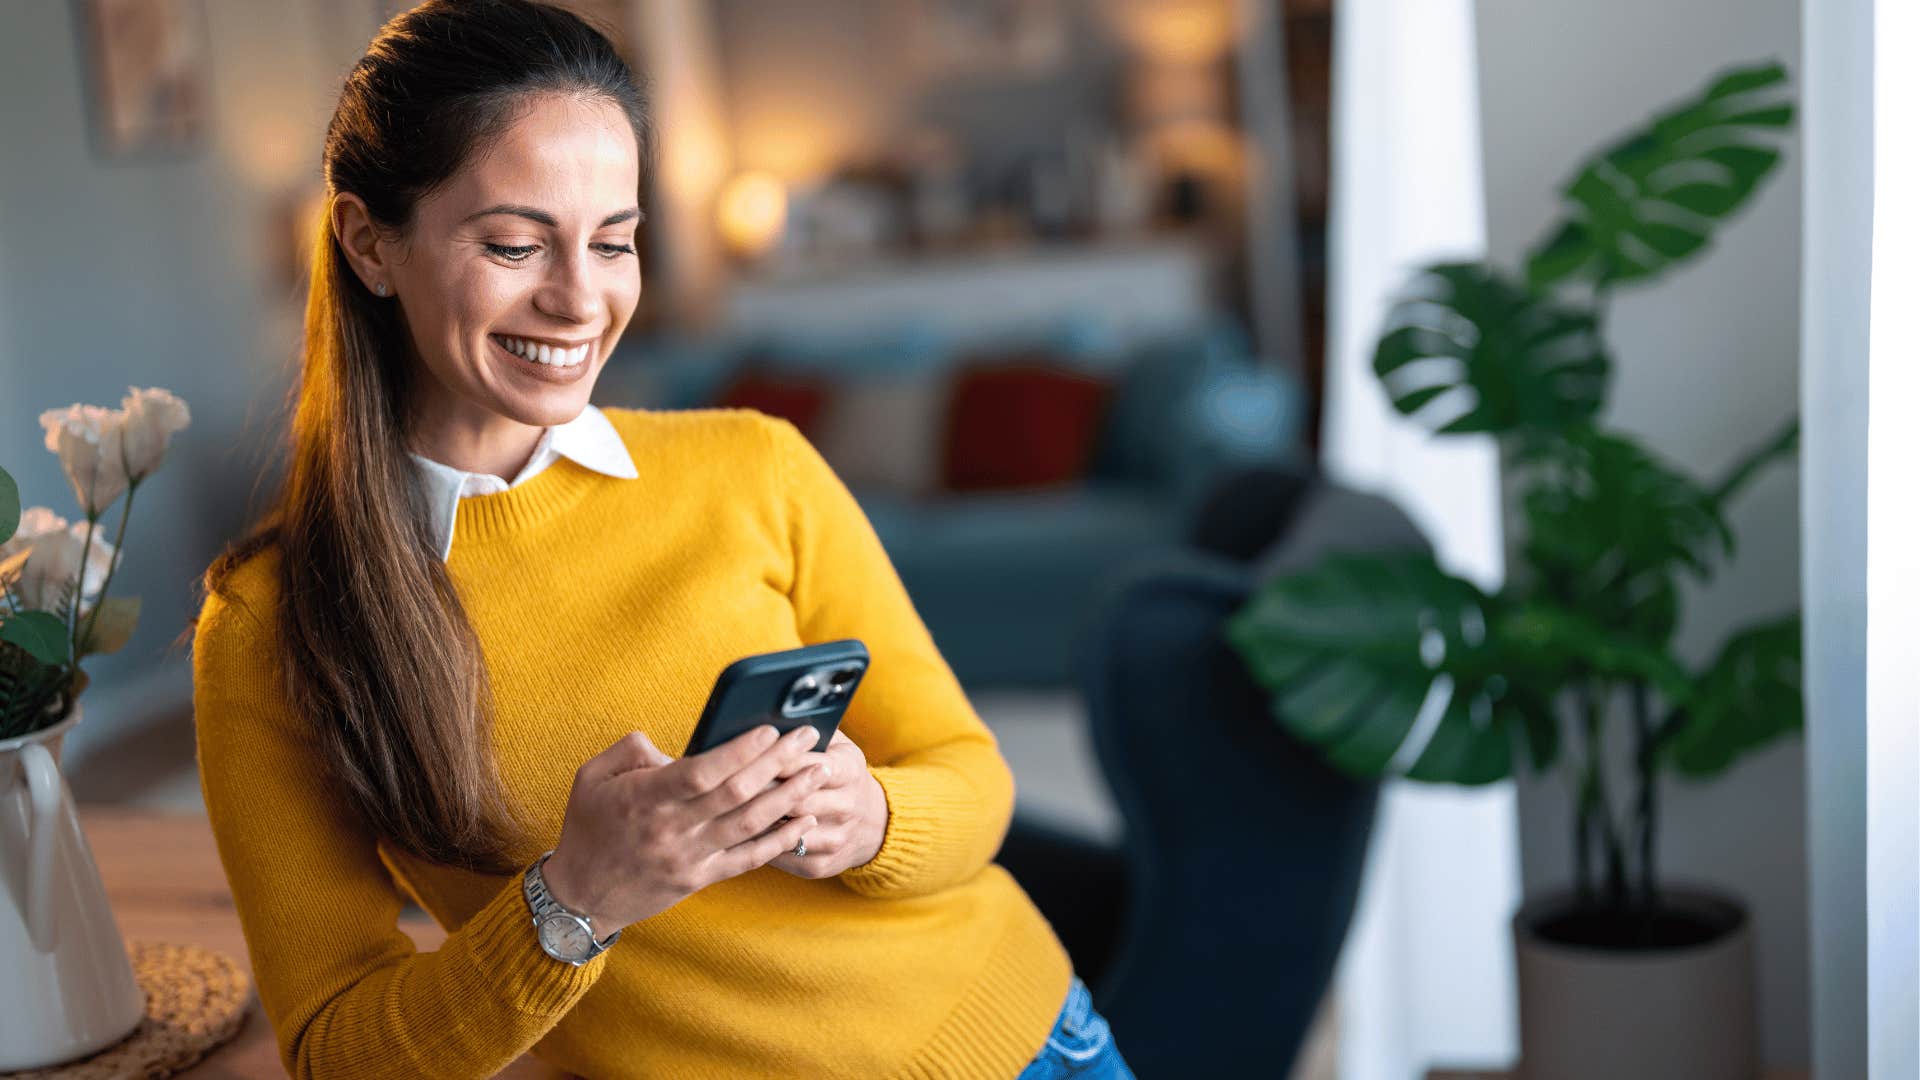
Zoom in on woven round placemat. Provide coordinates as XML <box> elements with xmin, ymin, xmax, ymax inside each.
<box><xmin>0</xmin><ymin>941</ymin><xmax>252</xmax><ymax>1080</ymax></box>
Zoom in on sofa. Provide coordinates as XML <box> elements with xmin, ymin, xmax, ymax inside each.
<box><xmin>595</xmin><ymin>316</ymin><xmax>1304</xmax><ymax>688</ymax></box>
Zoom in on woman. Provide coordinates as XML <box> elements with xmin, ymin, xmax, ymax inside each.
<box><xmin>191</xmin><ymin>2</ymin><xmax>1135</xmax><ymax>1078</ymax></box>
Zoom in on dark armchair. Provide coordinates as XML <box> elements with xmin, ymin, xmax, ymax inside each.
<box><xmin>994</xmin><ymin>466</ymin><xmax>1425</xmax><ymax>1075</ymax></box>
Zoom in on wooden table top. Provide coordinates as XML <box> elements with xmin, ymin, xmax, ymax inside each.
<box><xmin>74</xmin><ymin>805</ymin><xmax>567</xmax><ymax>1079</ymax></box>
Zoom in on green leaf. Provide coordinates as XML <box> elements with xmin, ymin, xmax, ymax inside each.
<box><xmin>1499</xmin><ymin>604</ymin><xmax>1692</xmax><ymax>701</ymax></box>
<box><xmin>1225</xmin><ymin>552</ymin><xmax>1558</xmax><ymax>785</ymax></box>
<box><xmin>1526</xmin><ymin>60</ymin><xmax>1793</xmax><ymax>289</ymax></box>
<box><xmin>78</xmin><ymin>596</ymin><xmax>139</xmax><ymax>656</ymax></box>
<box><xmin>1517</xmin><ymin>427</ymin><xmax>1731</xmax><ymax>641</ymax></box>
<box><xmin>1372</xmin><ymin>263</ymin><xmax>1610</xmax><ymax>436</ymax></box>
<box><xmin>0</xmin><ymin>610</ymin><xmax>69</xmax><ymax>666</ymax></box>
<box><xmin>1663</xmin><ymin>615</ymin><xmax>1802</xmax><ymax>776</ymax></box>
<box><xmin>0</xmin><ymin>466</ymin><xmax>16</xmax><ymax>544</ymax></box>
<box><xmin>0</xmin><ymin>640</ymin><xmax>73</xmax><ymax>739</ymax></box>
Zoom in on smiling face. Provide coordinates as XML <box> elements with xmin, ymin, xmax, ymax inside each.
<box><xmin>350</xmin><ymin>92</ymin><xmax>643</xmax><ymax>472</ymax></box>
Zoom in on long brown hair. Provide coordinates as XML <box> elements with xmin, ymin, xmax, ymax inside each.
<box><xmin>201</xmin><ymin>0</ymin><xmax>651</xmax><ymax>876</ymax></box>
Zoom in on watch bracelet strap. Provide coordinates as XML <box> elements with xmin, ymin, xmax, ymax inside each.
<box><xmin>526</xmin><ymin>850</ymin><xmax>622</xmax><ymax>955</ymax></box>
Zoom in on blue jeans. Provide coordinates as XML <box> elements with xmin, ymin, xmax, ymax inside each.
<box><xmin>1015</xmin><ymin>975</ymin><xmax>1137</xmax><ymax>1079</ymax></box>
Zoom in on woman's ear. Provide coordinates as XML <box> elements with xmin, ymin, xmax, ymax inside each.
<box><xmin>331</xmin><ymin>192</ymin><xmax>393</xmax><ymax>296</ymax></box>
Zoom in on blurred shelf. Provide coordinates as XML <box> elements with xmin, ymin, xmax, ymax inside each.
<box><xmin>732</xmin><ymin>231</ymin><xmax>1214</xmax><ymax>288</ymax></box>
<box><xmin>722</xmin><ymin>233</ymin><xmax>1219</xmax><ymax>348</ymax></box>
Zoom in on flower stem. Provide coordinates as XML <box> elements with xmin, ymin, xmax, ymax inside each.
<box><xmin>66</xmin><ymin>467</ymin><xmax>101</xmax><ymax>662</ymax></box>
<box><xmin>77</xmin><ymin>477</ymin><xmax>139</xmax><ymax>659</ymax></box>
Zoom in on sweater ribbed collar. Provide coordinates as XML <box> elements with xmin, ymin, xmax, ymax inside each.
<box><xmin>410</xmin><ymin>403</ymin><xmax>637</xmax><ymax>555</ymax></box>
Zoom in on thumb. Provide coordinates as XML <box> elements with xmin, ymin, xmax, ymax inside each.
<box><xmin>629</xmin><ymin>730</ymin><xmax>675</xmax><ymax>768</ymax></box>
<box><xmin>592</xmin><ymin>730</ymin><xmax>674</xmax><ymax>781</ymax></box>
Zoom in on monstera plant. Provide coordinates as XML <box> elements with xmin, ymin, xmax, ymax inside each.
<box><xmin>1226</xmin><ymin>60</ymin><xmax>1800</xmax><ymax>920</ymax></box>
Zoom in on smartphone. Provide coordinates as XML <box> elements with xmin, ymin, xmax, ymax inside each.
<box><xmin>682</xmin><ymin>640</ymin><xmax>870</xmax><ymax>758</ymax></box>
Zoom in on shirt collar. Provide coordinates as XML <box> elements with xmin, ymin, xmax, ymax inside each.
<box><xmin>408</xmin><ymin>403</ymin><xmax>638</xmax><ymax>560</ymax></box>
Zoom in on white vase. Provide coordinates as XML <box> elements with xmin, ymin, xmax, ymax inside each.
<box><xmin>1512</xmin><ymin>885</ymin><xmax>1757</xmax><ymax>1080</ymax></box>
<box><xmin>0</xmin><ymin>702</ymin><xmax>147</xmax><ymax>1070</ymax></box>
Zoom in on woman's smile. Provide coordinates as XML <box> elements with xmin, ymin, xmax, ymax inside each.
<box><xmin>489</xmin><ymin>332</ymin><xmax>595</xmax><ymax>385</ymax></box>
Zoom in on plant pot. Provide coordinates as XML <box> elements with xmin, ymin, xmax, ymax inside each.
<box><xmin>0</xmin><ymin>702</ymin><xmax>147</xmax><ymax>1070</ymax></box>
<box><xmin>1512</xmin><ymin>885</ymin><xmax>1756</xmax><ymax>1080</ymax></box>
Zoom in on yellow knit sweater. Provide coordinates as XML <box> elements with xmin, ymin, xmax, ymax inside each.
<box><xmin>191</xmin><ymin>407</ymin><xmax>1074</xmax><ymax>1080</ymax></box>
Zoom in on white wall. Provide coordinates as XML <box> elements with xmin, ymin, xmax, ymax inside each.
<box><xmin>0</xmin><ymin>1</ymin><xmax>378</xmax><ymax>758</ymax></box>
<box><xmin>1473</xmin><ymin>0</ymin><xmax>1808</xmax><ymax>1068</ymax></box>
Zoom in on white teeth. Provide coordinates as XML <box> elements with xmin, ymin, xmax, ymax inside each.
<box><xmin>495</xmin><ymin>335</ymin><xmax>588</xmax><ymax>367</ymax></box>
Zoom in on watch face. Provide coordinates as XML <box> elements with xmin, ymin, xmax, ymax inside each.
<box><xmin>539</xmin><ymin>914</ymin><xmax>595</xmax><ymax>961</ymax></box>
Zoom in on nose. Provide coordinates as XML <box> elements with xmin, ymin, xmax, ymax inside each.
<box><xmin>531</xmin><ymin>244</ymin><xmax>609</xmax><ymax>327</ymax></box>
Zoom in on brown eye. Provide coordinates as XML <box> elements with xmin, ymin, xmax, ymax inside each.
<box><xmin>484</xmin><ymin>243</ymin><xmax>538</xmax><ymax>262</ymax></box>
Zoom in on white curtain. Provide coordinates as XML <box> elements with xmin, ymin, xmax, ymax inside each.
<box><xmin>1323</xmin><ymin>0</ymin><xmax>1521</xmax><ymax>1076</ymax></box>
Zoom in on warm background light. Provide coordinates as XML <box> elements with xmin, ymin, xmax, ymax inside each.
<box><xmin>716</xmin><ymin>171</ymin><xmax>788</xmax><ymax>259</ymax></box>
<box><xmin>1112</xmin><ymin>0</ymin><xmax>1236</xmax><ymax>66</ymax></box>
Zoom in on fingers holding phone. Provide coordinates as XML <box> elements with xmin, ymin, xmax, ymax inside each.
<box><xmin>541</xmin><ymin>641</ymin><xmax>873</xmax><ymax>931</ymax></box>
<box><xmin>765</xmin><ymin>728</ymin><xmax>888</xmax><ymax>879</ymax></box>
<box><xmin>541</xmin><ymin>723</ymin><xmax>826</xmax><ymax>935</ymax></box>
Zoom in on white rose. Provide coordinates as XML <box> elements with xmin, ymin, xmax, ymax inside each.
<box><xmin>120</xmin><ymin>387</ymin><xmax>191</xmax><ymax>481</ymax></box>
<box><xmin>0</xmin><ymin>506</ymin><xmax>69</xmax><ymax>563</ymax></box>
<box><xmin>39</xmin><ymin>404</ymin><xmax>129</xmax><ymax>515</ymax></box>
<box><xmin>16</xmin><ymin>521</ymin><xmax>116</xmax><ymax>617</ymax></box>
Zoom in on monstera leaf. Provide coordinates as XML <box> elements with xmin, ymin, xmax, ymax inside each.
<box><xmin>1372</xmin><ymin>263</ymin><xmax>1609</xmax><ymax>436</ymax></box>
<box><xmin>1517</xmin><ymin>427</ymin><xmax>1731</xmax><ymax>641</ymax></box>
<box><xmin>1225</xmin><ymin>552</ymin><xmax>1558</xmax><ymax>785</ymax></box>
<box><xmin>1499</xmin><ymin>603</ymin><xmax>1690</xmax><ymax>702</ymax></box>
<box><xmin>1527</xmin><ymin>61</ymin><xmax>1793</xmax><ymax>289</ymax></box>
<box><xmin>1662</xmin><ymin>615</ymin><xmax>1802</xmax><ymax>776</ymax></box>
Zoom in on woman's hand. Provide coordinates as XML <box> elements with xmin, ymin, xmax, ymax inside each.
<box><xmin>541</xmin><ymin>724</ymin><xmax>830</xmax><ymax>936</ymax></box>
<box><xmin>764</xmin><ymin>728</ymin><xmax>889</xmax><ymax>879</ymax></box>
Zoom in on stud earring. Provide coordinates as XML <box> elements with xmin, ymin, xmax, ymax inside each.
<box><xmin>373</xmin><ymin>282</ymin><xmax>389</xmax><ymax>296</ymax></box>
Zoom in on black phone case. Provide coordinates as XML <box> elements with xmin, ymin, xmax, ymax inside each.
<box><xmin>682</xmin><ymin>640</ymin><xmax>870</xmax><ymax>758</ymax></box>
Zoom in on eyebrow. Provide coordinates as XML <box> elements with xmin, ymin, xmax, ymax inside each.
<box><xmin>462</xmin><ymin>204</ymin><xmax>645</xmax><ymax>228</ymax></box>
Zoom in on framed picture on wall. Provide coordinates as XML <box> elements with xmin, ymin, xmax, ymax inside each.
<box><xmin>74</xmin><ymin>0</ymin><xmax>211</xmax><ymax>160</ymax></box>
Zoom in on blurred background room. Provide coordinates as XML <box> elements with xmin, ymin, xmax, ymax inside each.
<box><xmin>1</xmin><ymin>0</ymin><xmax>1911</xmax><ymax>1078</ymax></box>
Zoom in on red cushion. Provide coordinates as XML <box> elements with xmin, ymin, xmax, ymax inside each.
<box><xmin>715</xmin><ymin>369</ymin><xmax>831</xmax><ymax>437</ymax></box>
<box><xmin>942</xmin><ymin>360</ymin><xmax>1113</xmax><ymax>492</ymax></box>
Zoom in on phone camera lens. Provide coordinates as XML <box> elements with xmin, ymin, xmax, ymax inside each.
<box><xmin>786</xmin><ymin>675</ymin><xmax>821</xmax><ymax>710</ymax></box>
<box><xmin>830</xmin><ymin>667</ymin><xmax>858</xmax><ymax>686</ymax></box>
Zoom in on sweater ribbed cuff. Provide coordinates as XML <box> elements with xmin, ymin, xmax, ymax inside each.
<box><xmin>459</xmin><ymin>872</ymin><xmax>608</xmax><ymax>1016</ymax></box>
<box><xmin>837</xmin><ymin>763</ymin><xmax>990</xmax><ymax>898</ymax></box>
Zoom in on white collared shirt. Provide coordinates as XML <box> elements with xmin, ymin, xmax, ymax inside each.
<box><xmin>408</xmin><ymin>403</ymin><xmax>639</xmax><ymax>560</ymax></box>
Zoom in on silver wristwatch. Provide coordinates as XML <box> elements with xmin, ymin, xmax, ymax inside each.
<box><xmin>523</xmin><ymin>850</ymin><xmax>620</xmax><ymax>966</ymax></box>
